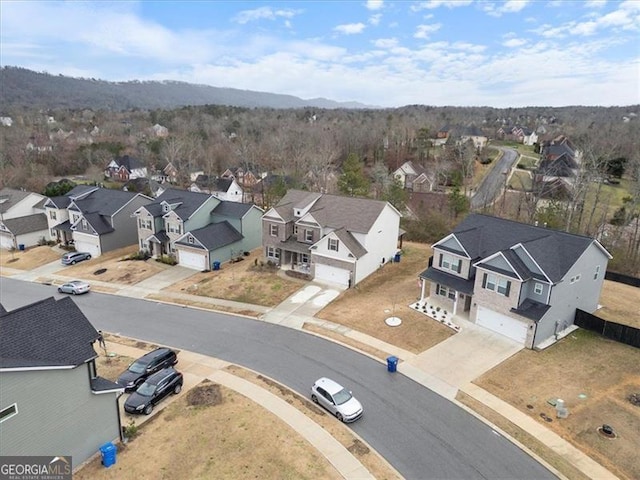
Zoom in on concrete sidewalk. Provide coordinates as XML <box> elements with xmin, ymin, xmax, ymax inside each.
<box><xmin>1</xmin><ymin>258</ymin><xmax>619</xmax><ymax>480</ymax></box>
<box><xmin>107</xmin><ymin>340</ymin><xmax>378</xmax><ymax>480</ymax></box>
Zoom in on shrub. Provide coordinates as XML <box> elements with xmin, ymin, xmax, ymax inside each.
<box><xmin>124</xmin><ymin>250</ymin><xmax>151</xmax><ymax>261</ymax></box>
<box><xmin>156</xmin><ymin>255</ymin><xmax>178</xmax><ymax>265</ymax></box>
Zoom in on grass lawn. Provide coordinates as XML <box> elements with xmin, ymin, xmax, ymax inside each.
<box><xmin>0</xmin><ymin>245</ymin><xmax>60</xmax><ymax>270</ymax></box>
<box><xmin>474</xmin><ymin>329</ymin><xmax>640</xmax><ymax>480</ymax></box>
<box><xmin>509</xmin><ymin>170</ymin><xmax>533</xmax><ymax>191</ymax></box>
<box><xmin>597</xmin><ymin>280</ymin><xmax>640</xmax><ymax>327</ymax></box>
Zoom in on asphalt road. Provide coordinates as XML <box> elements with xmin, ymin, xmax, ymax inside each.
<box><xmin>1</xmin><ymin>278</ymin><xmax>555</xmax><ymax>480</ymax></box>
<box><xmin>471</xmin><ymin>147</ymin><xmax>519</xmax><ymax>210</ymax></box>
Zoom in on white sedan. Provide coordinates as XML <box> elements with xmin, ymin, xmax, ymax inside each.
<box><xmin>58</xmin><ymin>280</ymin><xmax>91</xmax><ymax>295</ymax></box>
<box><xmin>311</xmin><ymin>377</ymin><xmax>364</xmax><ymax>423</ymax></box>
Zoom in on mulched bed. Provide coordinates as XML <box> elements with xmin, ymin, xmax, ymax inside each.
<box><xmin>186</xmin><ymin>380</ymin><xmax>223</xmax><ymax>407</ymax></box>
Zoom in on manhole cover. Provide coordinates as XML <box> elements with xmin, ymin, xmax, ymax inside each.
<box><xmin>597</xmin><ymin>425</ymin><xmax>617</xmax><ymax>439</ymax></box>
<box><xmin>526</xmin><ymin>404</ymin><xmax>534</xmax><ymax>409</ymax></box>
<box><xmin>385</xmin><ymin>317</ymin><xmax>402</xmax><ymax>327</ymax></box>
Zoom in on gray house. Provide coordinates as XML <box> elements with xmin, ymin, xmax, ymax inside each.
<box><xmin>418</xmin><ymin>214</ymin><xmax>611</xmax><ymax>349</ymax></box>
<box><xmin>44</xmin><ymin>186</ymin><xmax>153</xmax><ymax>257</ymax></box>
<box><xmin>0</xmin><ymin>297</ymin><xmax>123</xmax><ymax>469</ymax></box>
<box><xmin>133</xmin><ymin>188</ymin><xmax>264</xmax><ymax>270</ymax></box>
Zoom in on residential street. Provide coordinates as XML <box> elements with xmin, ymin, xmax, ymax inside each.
<box><xmin>1</xmin><ymin>278</ymin><xmax>555</xmax><ymax>480</ymax></box>
<box><xmin>471</xmin><ymin>147</ymin><xmax>519</xmax><ymax>210</ymax></box>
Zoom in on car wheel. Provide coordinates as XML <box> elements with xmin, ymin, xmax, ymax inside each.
<box><xmin>71</xmin><ymin>260</ymin><xmax>76</xmax><ymax>265</ymax></box>
<box><xmin>57</xmin><ymin>288</ymin><xmax>63</xmax><ymax>293</ymax></box>
<box><xmin>311</xmin><ymin>394</ymin><xmax>318</xmax><ymax>404</ymax></box>
<box><xmin>336</xmin><ymin>412</ymin><xmax>344</xmax><ymax>422</ymax></box>
<box><xmin>72</xmin><ymin>290</ymin><xmax>77</xmax><ymax>295</ymax></box>
<box><xmin>173</xmin><ymin>384</ymin><xmax>182</xmax><ymax>394</ymax></box>
<box><xmin>144</xmin><ymin>404</ymin><xmax>153</xmax><ymax>415</ymax></box>
<box><xmin>86</xmin><ymin>255</ymin><xmax>91</xmax><ymax>260</ymax></box>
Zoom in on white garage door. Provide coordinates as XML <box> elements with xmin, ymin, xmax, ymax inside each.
<box><xmin>179</xmin><ymin>250</ymin><xmax>207</xmax><ymax>271</ymax></box>
<box><xmin>315</xmin><ymin>264</ymin><xmax>350</xmax><ymax>287</ymax></box>
<box><xmin>0</xmin><ymin>233</ymin><xmax>14</xmax><ymax>249</ymax></box>
<box><xmin>476</xmin><ymin>306</ymin><xmax>528</xmax><ymax>344</ymax></box>
<box><xmin>73</xmin><ymin>239</ymin><xmax>101</xmax><ymax>257</ymax></box>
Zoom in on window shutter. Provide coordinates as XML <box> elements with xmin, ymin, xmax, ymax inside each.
<box><xmin>439</xmin><ymin>255</ymin><xmax>443</xmax><ymax>267</ymax></box>
<box><xmin>482</xmin><ymin>273</ymin><xmax>487</xmax><ymax>288</ymax></box>
<box><xmin>505</xmin><ymin>281</ymin><xmax>511</xmax><ymax>296</ymax></box>
<box><xmin>457</xmin><ymin>261</ymin><xmax>462</xmax><ymax>274</ymax></box>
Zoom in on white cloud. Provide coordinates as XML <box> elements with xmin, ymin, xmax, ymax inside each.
<box><xmin>366</xmin><ymin>0</ymin><xmax>384</xmax><ymax>10</ymax></box>
<box><xmin>334</xmin><ymin>23</ymin><xmax>366</xmax><ymax>35</ymax></box>
<box><xmin>414</xmin><ymin>23</ymin><xmax>442</xmax><ymax>39</ymax></box>
<box><xmin>411</xmin><ymin>0</ymin><xmax>472</xmax><ymax>11</ymax></box>
<box><xmin>484</xmin><ymin>0</ymin><xmax>530</xmax><ymax>17</ymax></box>
<box><xmin>369</xmin><ymin>14</ymin><xmax>382</xmax><ymax>26</ymax></box>
<box><xmin>233</xmin><ymin>6</ymin><xmax>300</xmax><ymax>24</ymax></box>
<box><xmin>503</xmin><ymin>38</ymin><xmax>527</xmax><ymax>48</ymax></box>
<box><xmin>585</xmin><ymin>0</ymin><xmax>607</xmax><ymax>8</ymax></box>
<box><xmin>373</xmin><ymin>38</ymin><xmax>399</xmax><ymax>48</ymax></box>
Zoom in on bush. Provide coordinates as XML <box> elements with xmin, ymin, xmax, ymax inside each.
<box><xmin>156</xmin><ymin>255</ymin><xmax>178</xmax><ymax>265</ymax></box>
<box><xmin>124</xmin><ymin>250</ymin><xmax>151</xmax><ymax>261</ymax></box>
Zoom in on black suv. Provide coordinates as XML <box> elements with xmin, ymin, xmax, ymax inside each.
<box><xmin>124</xmin><ymin>367</ymin><xmax>183</xmax><ymax>415</ymax></box>
<box><xmin>116</xmin><ymin>347</ymin><xmax>178</xmax><ymax>392</ymax></box>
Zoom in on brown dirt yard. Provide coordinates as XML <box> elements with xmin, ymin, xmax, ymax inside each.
<box><xmin>597</xmin><ymin>280</ymin><xmax>640</xmax><ymax>327</ymax></box>
<box><xmin>165</xmin><ymin>247</ymin><xmax>304</xmax><ymax>307</ymax></box>
<box><xmin>0</xmin><ymin>244</ymin><xmax>60</xmax><ymax>270</ymax></box>
<box><xmin>78</xmin><ymin>336</ymin><xmax>398</xmax><ymax>480</ymax></box>
<box><xmin>473</xmin><ymin>329</ymin><xmax>640</xmax><ymax>480</ymax></box>
<box><xmin>54</xmin><ymin>245</ymin><xmax>171</xmax><ymax>285</ymax></box>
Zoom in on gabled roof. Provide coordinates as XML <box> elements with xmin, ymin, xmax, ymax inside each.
<box><xmin>76</xmin><ymin>211</ymin><xmax>114</xmax><ymax>235</ymax></box>
<box><xmin>177</xmin><ymin>221</ymin><xmax>243</xmax><ymax>251</ymax></box>
<box><xmin>273</xmin><ymin>190</ymin><xmax>322</xmax><ymax>222</ymax></box>
<box><xmin>1</xmin><ymin>213</ymin><xmax>48</xmax><ymax>235</ymax></box>
<box><xmin>71</xmin><ymin>188</ymin><xmax>145</xmax><ymax>218</ymax></box>
<box><xmin>332</xmin><ymin>228</ymin><xmax>367</xmax><ymax>258</ymax></box>
<box><xmin>146</xmin><ymin>188</ymin><xmax>216</xmax><ymax>220</ymax></box>
<box><xmin>113</xmin><ymin>155</ymin><xmax>144</xmax><ymax>171</ymax></box>
<box><xmin>0</xmin><ymin>188</ymin><xmax>31</xmax><ymax>214</ymax></box>
<box><xmin>211</xmin><ymin>201</ymin><xmax>255</xmax><ymax>218</ymax></box>
<box><xmin>0</xmin><ymin>297</ymin><xmax>99</xmax><ymax>369</ymax></box>
<box><xmin>449</xmin><ymin>214</ymin><xmax>608</xmax><ymax>283</ymax></box>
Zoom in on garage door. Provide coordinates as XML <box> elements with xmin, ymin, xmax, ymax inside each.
<box><xmin>476</xmin><ymin>306</ymin><xmax>528</xmax><ymax>344</ymax></box>
<box><xmin>73</xmin><ymin>239</ymin><xmax>101</xmax><ymax>257</ymax></box>
<box><xmin>0</xmin><ymin>232</ymin><xmax>14</xmax><ymax>250</ymax></box>
<box><xmin>314</xmin><ymin>263</ymin><xmax>350</xmax><ymax>287</ymax></box>
<box><xmin>179</xmin><ymin>249</ymin><xmax>207</xmax><ymax>271</ymax></box>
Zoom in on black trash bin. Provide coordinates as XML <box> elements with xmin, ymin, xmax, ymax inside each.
<box><xmin>386</xmin><ymin>355</ymin><xmax>398</xmax><ymax>373</ymax></box>
<box><xmin>100</xmin><ymin>442</ymin><xmax>116</xmax><ymax>468</ymax></box>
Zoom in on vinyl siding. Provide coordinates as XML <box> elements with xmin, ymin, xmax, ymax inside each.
<box><xmin>0</xmin><ymin>367</ymin><xmax>120</xmax><ymax>466</ymax></box>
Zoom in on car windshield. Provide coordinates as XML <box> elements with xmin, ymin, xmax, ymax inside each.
<box><xmin>333</xmin><ymin>388</ymin><xmax>352</xmax><ymax>405</ymax></box>
<box><xmin>136</xmin><ymin>382</ymin><xmax>157</xmax><ymax>397</ymax></box>
<box><xmin>128</xmin><ymin>361</ymin><xmax>147</xmax><ymax>374</ymax></box>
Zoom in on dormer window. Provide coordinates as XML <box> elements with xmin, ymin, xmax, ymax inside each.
<box><xmin>270</xmin><ymin>224</ymin><xmax>279</xmax><ymax>236</ymax></box>
<box><xmin>328</xmin><ymin>238</ymin><xmax>339</xmax><ymax>252</ymax></box>
<box><xmin>295</xmin><ymin>209</ymin><xmax>302</xmax><ymax>217</ymax></box>
<box><xmin>305</xmin><ymin>230</ymin><xmax>313</xmax><ymax>242</ymax></box>
<box><xmin>439</xmin><ymin>253</ymin><xmax>462</xmax><ymax>274</ymax></box>
<box><xmin>162</xmin><ymin>203</ymin><xmax>170</xmax><ymax>213</ymax></box>
<box><xmin>188</xmin><ymin>236</ymin><xmax>194</xmax><ymax>244</ymax></box>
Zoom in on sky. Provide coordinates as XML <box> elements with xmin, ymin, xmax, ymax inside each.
<box><xmin>1</xmin><ymin>0</ymin><xmax>639</xmax><ymax>108</ymax></box>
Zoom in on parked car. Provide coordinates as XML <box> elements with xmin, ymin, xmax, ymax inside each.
<box><xmin>310</xmin><ymin>377</ymin><xmax>364</xmax><ymax>423</ymax></box>
<box><xmin>57</xmin><ymin>280</ymin><xmax>90</xmax><ymax>295</ymax></box>
<box><xmin>61</xmin><ymin>251</ymin><xmax>92</xmax><ymax>265</ymax></box>
<box><xmin>116</xmin><ymin>347</ymin><xmax>178</xmax><ymax>392</ymax></box>
<box><xmin>124</xmin><ymin>367</ymin><xmax>183</xmax><ymax>415</ymax></box>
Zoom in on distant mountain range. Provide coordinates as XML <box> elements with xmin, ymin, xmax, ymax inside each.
<box><xmin>0</xmin><ymin>66</ymin><xmax>371</xmax><ymax>111</ymax></box>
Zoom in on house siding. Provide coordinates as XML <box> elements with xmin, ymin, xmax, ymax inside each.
<box><xmin>433</xmin><ymin>249</ymin><xmax>472</xmax><ymax>279</ymax></box>
<box><xmin>0</xmin><ymin>367</ymin><xmax>120</xmax><ymax>466</ymax></box>
<box><xmin>353</xmin><ymin>204</ymin><xmax>400</xmax><ymax>284</ymax></box>
<box><xmin>104</xmin><ymin>195</ymin><xmax>152</xmax><ymax>252</ymax></box>
<box><xmin>182</xmin><ymin>198</ymin><xmax>221</xmax><ymax>232</ymax></box>
<box><xmin>534</xmin><ymin>243</ymin><xmax>609</xmax><ymax>347</ymax></box>
<box><xmin>136</xmin><ymin>210</ymin><xmax>156</xmax><ymax>251</ymax></box>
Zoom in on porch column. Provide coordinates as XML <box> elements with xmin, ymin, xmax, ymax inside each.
<box><xmin>420</xmin><ymin>278</ymin><xmax>426</xmax><ymax>302</ymax></box>
<box><xmin>452</xmin><ymin>292</ymin><xmax>458</xmax><ymax>316</ymax></box>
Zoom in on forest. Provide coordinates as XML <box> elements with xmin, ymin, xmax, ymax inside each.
<box><xmin>1</xmin><ymin>96</ymin><xmax>638</xmax><ymax>274</ymax></box>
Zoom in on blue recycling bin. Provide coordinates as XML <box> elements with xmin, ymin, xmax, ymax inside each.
<box><xmin>18</xmin><ymin>244</ymin><xmax>25</xmax><ymax>251</ymax></box>
<box><xmin>394</xmin><ymin>252</ymin><xmax>401</xmax><ymax>262</ymax></box>
<box><xmin>100</xmin><ymin>442</ymin><xmax>116</xmax><ymax>468</ymax></box>
<box><xmin>386</xmin><ymin>355</ymin><xmax>398</xmax><ymax>373</ymax></box>
<box><xmin>213</xmin><ymin>261</ymin><xmax>221</xmax><ymax>271</ymax></box>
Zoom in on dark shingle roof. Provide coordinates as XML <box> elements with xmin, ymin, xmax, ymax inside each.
<box><xmin>80</xmin><ymin>211</ymin><xmax>114</xmax><ymax>235</ymax></box>
<box><xmin>211</xmin><ymin>201</ymin><xmax>254</xmax><ymax>219</ymax></box>
<box><xmin>114</xmin><ymin>155</ymin><xmax>144</xmax><ymax>171</ymax></box>
<box><xmin>0</xmin><ymin>188</ymin><xmax>30</xmax><ymax>214</ymax></box>
<box><xmin>451</xmin><ymin>214</ymin><xmax>599</xmax><ymax>283</ymax></box>
<box><xmin>2</xmin><ymin>213</ymin><xmax>48</xmax><ymax>235</ymax></box>
<box><xmin>178</xmin><ymin>221</ymin><xmax>243</xmax><ymax>251</ymax></box>
<box><xmin>0</xmin><ymin>297</ymin><xmax>99</xmax><ymax>369</ymax></box>
<box><xmin>151</xmin><ymin>188</ymin><xmax>215</xmax><ymax>220</ymax></box>
<box><xmin>72</xmin><ymin>188</ymin><xmax>143</xmax><ymax>217</ymax></box>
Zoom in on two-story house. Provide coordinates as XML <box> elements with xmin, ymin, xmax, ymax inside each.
<box><xmin>44</xmin><ymin>186</ymin><xmax>152</xmax><ymax>256</ymax></box>
<box><xmin>262</xmin><ymin>190</ymin><xmax>401</xmax><ymax>288</ymax></box>
<box><xmin>133</xmin><ymin>188</ymin><xmax>263</xmax><ymax>270</ymax></box>
<box><xmin>0</xmin><ymin>188</ymin><xmax>49</xmax><ymax>249</ymax></box>
<box><xmin>0</xmin><ymin>297</ymin><xmax>123</xmax><ymax>468</ymax></box>
<box><xmin>418</xmin><ymin>214</ymin><xmax>611</xmax><ymax>349</ymax></box>
<box><xmin>190</xmin><ymin>175</ymin><xmax>243</xmax><ymax>203</ymax></box>
<box><xmin>105</xmin><ymin>155</ymin><xmax>148</xmax><ymax>182</ymax></box>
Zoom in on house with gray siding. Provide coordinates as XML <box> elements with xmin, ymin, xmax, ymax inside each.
<box><xmin>44</xmin><ymin>186</ymin><xmax>153</xmax><ymax>257</ymax></box>
<box><xmin>262</xmin><ymin>190</ymin><xmax>401</xmax><ymax>288</ymax></box>
<box><xmin>418</xmin><ymin>214</ymin><xmax>611</xmax><ymax>349</ymax></box>
<box><xmin>0</xmin><ymin>188</ymin><xmax>49</xmax><ymax>249</ymax></box>
<box><xmin>0</xmin><ymin>297</ymin><xmax>123</xmax><ymax>470</ymax></box>
<box><xmin>133</xmin><ymin>188</ymin><xmax>263</xmax><ymax>271</ymax></box>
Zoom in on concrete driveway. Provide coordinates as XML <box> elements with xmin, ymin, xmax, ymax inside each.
<box><xmin>403</xmin><ymin>318</ymin><xmax>523</xmax><ymax>398</ymax></box>
<box><xmin>261</xmin><ymin>283</ymin><xmax>343</xmax><ymax>328</ymax></box>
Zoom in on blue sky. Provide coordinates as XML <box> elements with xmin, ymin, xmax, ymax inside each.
<box><xmin>1</xmin><ymin>0</ymin><xmax>639</xmax><ymax>107</ymax></box>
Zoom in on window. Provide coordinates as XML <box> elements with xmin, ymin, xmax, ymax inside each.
<box><xmin>570</xmin><ymin>274</ymin><xmax>582</xmax><ymax>284</ymax></box>
<box><xmin>269</xmin><ymin>224</ymin><xmax>279</xmax><ymax>236</ymax></box>
<box><xmin>293</xmin><ymin>225</ymin><xmax>298</xmax><ymax>235</ymax></box>
<box><xmin>50</xmin><ymin>228</ymin><xmax>56</xmax><ymax>236</ymax></box>
<box><xmin>436</xmin><ymin>284</ymin><xmax>456</xmax><ymax>300</ymax></box>
<box><xmin>0</xmin><ymin>404</ymin><xmax>18</xmax><ymax>423</ymax></box>
<box><xmin>72</xmin><ymin>214</ymin><xmax>79</xmax><ymax>223</ymax></box>
<box><xmin>267</xmin><ymin>246</ymin><xmax>280</xmax><ymax>259</ymax></box>
<box><xmin>328</xmin><ymin>238</ymin><xmax>339</xmax><ymax>252</ymax></box>
<box><xmin>439</xmin><ymin>253</ymin><xmax>462</xmax><ymax>274</ymax></box>
<box><xmin>139</xmin><ymin>218</ymin><xmax>152</xmax><ymax>230</ymax></box>
<box><xmin>534</xmin><ymin>283</ymin><xmax>543</xmax><ymax>295</ymax></box>
<box><xmin>483</xmin><ymin>273</ymin><xmax>511</xmax><ymax>296</ymax></box>
<box><xmin>300</xmin><ymin>253</ymin><xmax>309</xmax><ymax>264</ymax></box>
<box><xmin>188</xmin><ymin>236</ymin><xmax>194</xmax><ymax>244</ymax></box>
<box><xmin>594</xmin><ymin>265</ymin><xmax>600</xmax><ymax>280</ymax></box>
<box><xmin>305</xmin><ymin>229</ymin><xmax>313</xmax><ymax>242</ymax></box>
<box><xmin>49</xmin><ymin>210</ymin><xmax>57</xmax><ymax>220</ymax></box>
<box><xmin>81</xmin><ymin>219</ymin><xmax>88</xmax><ymax>229</ymax></box>
<box><xmin>167</xmin><ymin>223</ymin><xmax>181</xmax><ymax>234</ymax></box>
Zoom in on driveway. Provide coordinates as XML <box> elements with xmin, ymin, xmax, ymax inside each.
<box><xmin>471</xmin><ymin>146</ymin><xmax>519</xmax><ymax>209</ymax></box>
<box><xmin>261</xmin><ymin>283</ymin><xmax>343</xmax><ymax>328</ymax></box>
